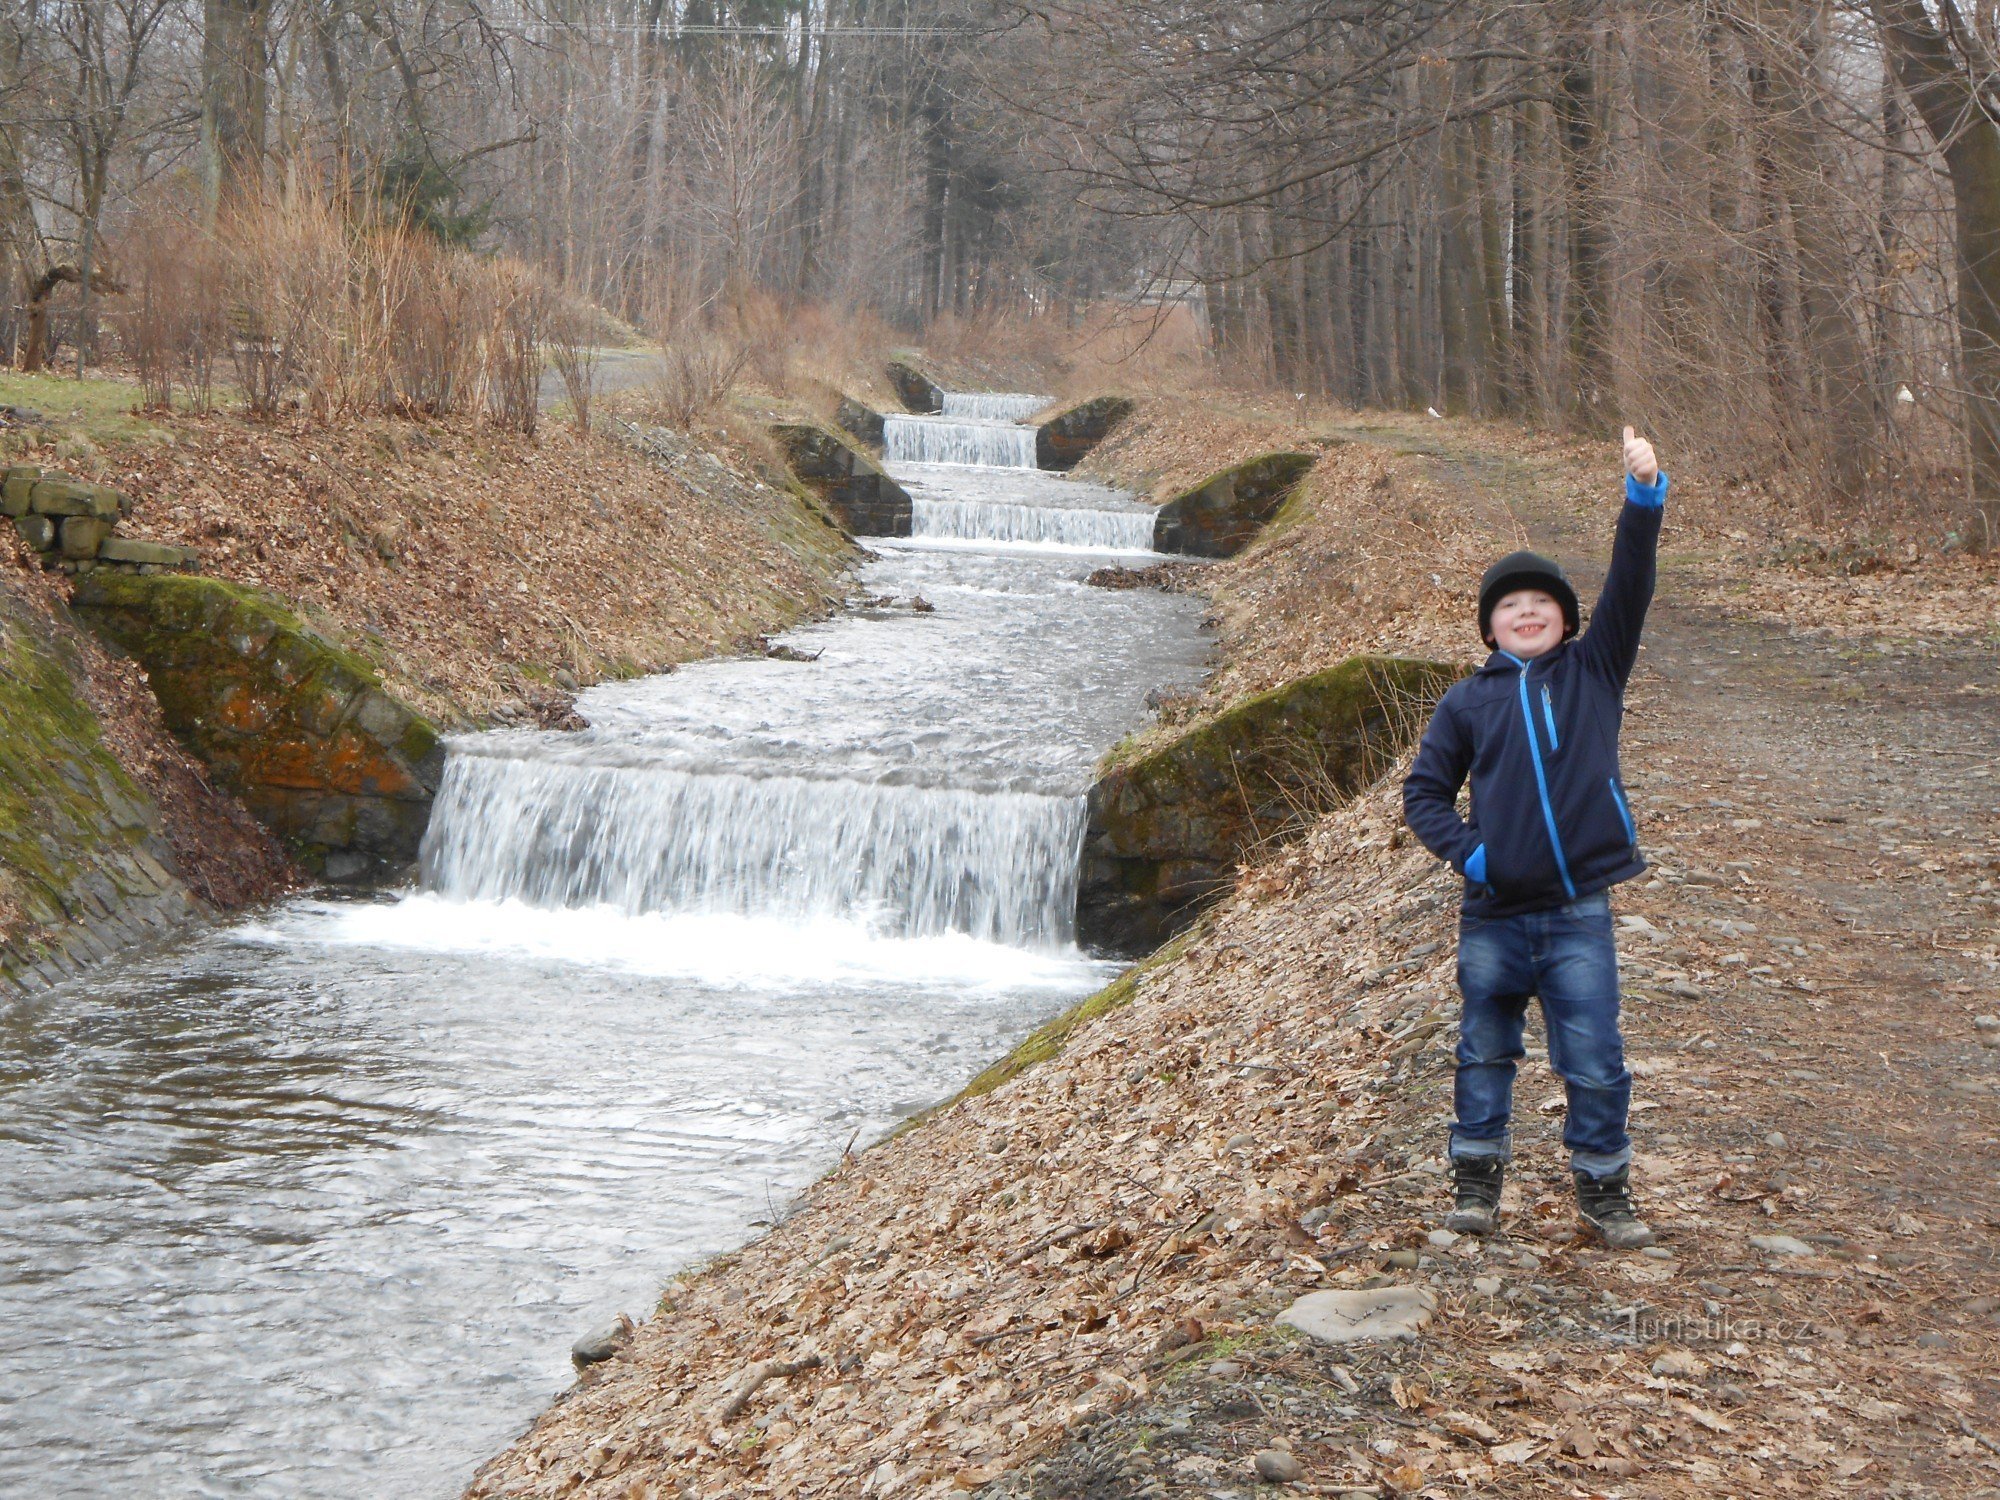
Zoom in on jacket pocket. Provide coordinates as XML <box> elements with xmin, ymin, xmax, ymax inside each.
<box><xmin>1608</xmin><ymin>777</ymin><xmax>1637</xmax><ymax>847</ymax></box>
<box><xmin>1482</xmin><ymin>836</ymin><xmax>1556</xmax><ymax>903</ymax></box>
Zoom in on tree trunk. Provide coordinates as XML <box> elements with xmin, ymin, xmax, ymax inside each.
<box><xmin>1557</xmin><ymin>10</ymin><xmax>1610</xmax><ymax>414</ymax></box>
<box><xmin>1872</xmin><ymin>0</ymin><xmax>2000</xmax><ymax>546</ymax></box>
<box><xmin>202</xmin><ymin>0</ymin><xmax>272</xmax><ymax>217</ymax></box>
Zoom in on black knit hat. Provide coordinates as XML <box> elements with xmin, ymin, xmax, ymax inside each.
<box><xmin>1477</xmin><ymin>550</ymin><xmax>1580</xmax><ymax>644</ymax></box>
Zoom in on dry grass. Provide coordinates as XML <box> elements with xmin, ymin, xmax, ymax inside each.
<box><xmin>100</xmin><ymin>408</ymin><xmax>852</xmax><ymax>725</ymax></box>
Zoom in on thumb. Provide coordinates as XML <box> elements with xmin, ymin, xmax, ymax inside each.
<box><xmin>1623</xmin><ymin>425</ymin><xmax>1636</xmax><ymax>445</ymax></box>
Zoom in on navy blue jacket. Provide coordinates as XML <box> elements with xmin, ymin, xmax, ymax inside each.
<box><xmin>1403</xmin><ymin>476</ymin><xmax>1666</xmax><ymax>918</ymax></box>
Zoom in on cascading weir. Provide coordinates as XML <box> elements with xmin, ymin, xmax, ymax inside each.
<box><xmin>883</xmin><ymin>414</ymin><xmax>1040</xmax><ymax>468</ymax></box>
<box><xmin>420</xmin><ymin>752</ymin><xmax>1086</xmax><ymax>948</ymax></box>
<box><xmin>940</xmin><ymin>392</ymin><xmax>1047</xmax><ymax>422</ymax></box>
<box><xmin>908</xmin><ymin>496</ymin><xmax>1156</xmax><ymax>551</ymax></box>
<box><xmin>421</xmin><ymin>386</ymin><xmax>1190</xmax><ymax>956</ymax></box>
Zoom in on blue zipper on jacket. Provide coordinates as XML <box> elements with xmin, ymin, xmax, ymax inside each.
<box><xmin>1501</xmin><ymin>651</ymin><xmax>1576</xmax><ymax>899</ymax></box>
<box><xmin>1541</xmin><ymin>685</ymin><xmax>1559</xmax><ymax>749</ymax></box>
<box><xmin>1610</xmin><ymin>777</ymin><xmax>1636</xmax><ymax>845</ymax></box>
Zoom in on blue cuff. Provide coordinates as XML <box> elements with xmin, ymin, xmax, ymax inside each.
<box><xmin>1625</xmin><ymin>470</ymin><xmax>1669</xmax><ymax>508</ymax></box>
<box><xmin>1463</xmin><ymin>844</ymin><xmax>1487</xmax><ymax>884</ymax></box>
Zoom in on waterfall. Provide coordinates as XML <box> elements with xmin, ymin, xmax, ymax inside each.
<box><xmin>883</xmin><ymin>415</ymin><xmax>1039</xmax><ymax>469</ymax></box>
<box><xmin>421</xmin><ymin>751</ymin><xmax>1088</xmax><ymax>948</ymax></box>
<box><xmin>910</xmin><ymin>497</ymin><xmax>1157</xmax><ymax>552</ymax></box>
<box><xmin>940</xmin><ymin>392</ymin><xmax>1048</xmax><ymax>422</ymax></box>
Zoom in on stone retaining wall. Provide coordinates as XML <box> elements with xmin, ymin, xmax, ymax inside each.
<box><xmin>769</xmin><ymin>421</ymin><xmax>912</xmax><ymax>537</ymax></box>
<box><xmin>886</xmin><ymin>358</ymin><xmax>943</xmax><ymax>413</ymax></box>
<box><xmin>0</xmin><ymin>598</ymin><xmax>200</xmax><ymax>995</ymax></box>
<box><xmin>1036</xmin><ymin>395</ymin><xmax>1135</xmax><ymax>471</ymax></box>
<box><xmin>4</xmin><ymin>465</ymin><xmax>200</xmax><ymax>576</ymax></box>
<box><xmin>1077</xmin><ymin>655</ymin><xmax>1460</xmax><ymax>955</ymax></box>
<box><xmin>1152</xmin><ymin>451</ymin><xmax>1319</xmax><ymax>558</ymax></box>
<box><xmin>73</xmin><ymin>575</ymin><xmax>443</xmax><ymax>884</ymax></box>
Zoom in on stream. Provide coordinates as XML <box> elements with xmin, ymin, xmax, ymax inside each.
<box><xmin>0</xmin><ymin>401</ymin><xmax>1209</xmax><ymax>1498</ymax></box>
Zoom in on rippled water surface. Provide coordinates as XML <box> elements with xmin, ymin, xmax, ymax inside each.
<box><xmin>0</xmin><ymin>446</ymin><xmax>1209</xmax><ymax>1498</ymax></box>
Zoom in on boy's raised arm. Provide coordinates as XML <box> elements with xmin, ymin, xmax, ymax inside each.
<box><xmin>1403</xmin><ymin>698</ymin><xmax>1481</xmax><ymax>873</ymax></box>
<box><xmin>1577</xmin><ymin>426</ymin><xmax>1667</xmax><ymax>686</ymax></box>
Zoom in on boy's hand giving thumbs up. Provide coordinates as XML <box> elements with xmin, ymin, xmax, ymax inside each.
<box><xmin>1623</xmin><ymin>426</ymin><xmax>1659</xmax><ymax>485</ymax></box>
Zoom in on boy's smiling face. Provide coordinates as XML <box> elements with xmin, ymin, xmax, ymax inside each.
<box><xmin>1489</xmin><ymin>588</ymin><xmax>1564</xmax><ymax>658</ymax></box>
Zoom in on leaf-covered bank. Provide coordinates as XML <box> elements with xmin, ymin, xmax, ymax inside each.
<box><xmin>465</xmin><ymin>399</ymin><xmax>1996</xmax><ymax>1499</ymax></box>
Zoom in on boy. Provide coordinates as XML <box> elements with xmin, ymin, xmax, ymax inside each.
<box><xmin>1401</xmin><ymin>427</ymin><xmax>1667</xmax><ymax>1250</ymax></box>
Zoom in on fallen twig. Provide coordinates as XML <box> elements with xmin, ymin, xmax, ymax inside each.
<box><xmin>716</xmin><ymin>1353</ymin><xmax>823</xmax><ymax>1422</ymax></box>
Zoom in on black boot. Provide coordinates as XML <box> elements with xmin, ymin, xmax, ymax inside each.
<box><xmin>1445</xmin><ymin>1156</ymin><xmax>1505</xmax><ymax>1235</ymax></box>
<box><xmin>1573</xmin><ymin>1166</ymin><xmax>1656</xmax><ymax>1249</ymax></box>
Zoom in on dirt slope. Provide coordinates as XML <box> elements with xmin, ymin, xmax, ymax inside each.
<box><xmin>464</xmin><ymin>411</ymin><xmax>1998</xmax><ymax>1500</ymax></box>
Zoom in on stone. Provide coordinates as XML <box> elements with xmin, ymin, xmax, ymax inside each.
<box><xmin>0</xmin><ymin>586</ymin><xmax>195</xmax><ymax>1001</ymax></box>
<box><xmin>1035</xmin><ymin>394</ymin><xmax>1134</xmax><ymax>470</ymax></box>
<box><xmin>97</xmin><ymin>536</ymin><xmax>196</xmax><ymax>568</ymax></box>
<box><xmin>1077</xmin><ymin>656</ymin><xmax>1460</xmax><ymax>954</ymax></box>
<box><xmin>1914</xmin><ymin>1332</ymin><xmax>1952</xmax><ymax>1350</ymax></box>
<box><xmin>1749</xmin><ymin>1234</ymin><xmax>1814</xmax><ymax>1257</ymax></box>
<box><xmin>1382</xmin><ymin>1249</ymin><xmax>1421</xmax><ymax>1270</ymax></box>
<box><xmin>1</xmin><ymin>465</ymin><xmax>37</xmax><ymax>517</ymax></box>
<box><xmin>1252</xmin><ymin>1449</ymin><xmax>1303</xmax><ymax>1483</ymax></box>
<box><xmin>571</xmin><ymin>1315</ymin><xmax>633</xmax><ymax>1371</ymax></box>
<box><xmin>1427</xmin><ymin>1229</ymin><xmax>1459</xmax><ymax>1249</ymax></box>
<box><xmin>1974</xmin><ymin>1014</ymin><xmax>2000</xmax><ymax>1032</ymax></box>
<box><xmin>1765</xmin><ymin>1131</ymin><xmax>1788</xmax><ymax>1150</ymax></box>
<box><xmin>28</xmin><ymin>477</ymin><xmax>120</xmax><ymax>520</ymax></box>
<box><xmin>14</xmin><ymin>514</ymin><xmax>55</xmax><ymax>551</ymax></box>
<box><xmin>1206</xmin><ymin>1360</ymin><xmax>1242</xmax><ymax>1378</ymax></box>
<box><xmin>1226</xmin><ymin>1132</ymin><xmax>1256</xmax><ymax>1151</ymax></box>
<box><xmin>1472</xmin><ymin>1275</ymin><xmax>1503</xmax><ymax>1297</ymax></box>
<box><xmin>59</xmin><ymin>516</ymin><xmax>111</xmax><ymax>560</ymax></box>
<box><xmin>1152</xmin><ymin>451</ymin><xmax>1319</xmax><ymax>558</ymax></box>
<box><xmin>886</xmin><ymin>357</ymin><xmax>942</xmax><ymax>412</ymax></box>
<box><xmin>833</xmin><ymin>395</ymin><xmax>886</xmax><ymax>449</ymax></box>
<box><xmin>1278</xmin><ymin>1285</ymin><xmax>1437</xmax><ymax>1346</ymax></box>
<box><xmin>71</xmin><ymin>574</ymin><xmax>442</xmax><ymax>883</ymax></box>
<box><xmin>768</xmin><ymin>421</ymin><xmax>911</xmax><ymax>537</ymax></box>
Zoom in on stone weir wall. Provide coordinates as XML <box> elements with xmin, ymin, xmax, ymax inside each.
<box><xmin>5</xmin><ymin>465</ymin><xmax>200</xmax><ymax>576</ymax></box>
<box><xmin>1077</xmin><ymin>655</ymin><xmax>1461</xmax><ymax>955</ymax></box>
<box><xmin>0</xmin><ymin>595</ymin><xmax>201</xmax><ymax>994</ymax></box>
<box><xmin>72</xmin><ymin>576</ymin><xmax>444</xmax><ymax>885</ymax></box>
<box><xmin>769</xmin><ymin>421</ymin><xmax>912</xmax><ymax>537</ymax></box>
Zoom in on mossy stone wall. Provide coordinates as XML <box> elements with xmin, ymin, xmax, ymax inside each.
<box><xmin>72</xmin><ymin>575</ymin><xmax>443</xmax><ymax>883</ymax></box>
<box><xmin>0</xmin><ymin>597</ymin><xmax>194</xmax><ymax>993</ymax></box>
<box><xmin>1035</xmin><ymin>396</ymin><xmax>1135</xmax><ymax>471</ymax></box>
<box><xmin>834</xmin><ymin>396</ymin><xmax>887</xmax><ymax>450</ymax></box>
<box><xmin>1077</xmin><ymin>655</ymin><xmax>1461</xmax><ymax>955</ymax></box>
<box><xmin>769</xmin><ymin>421</ymin><xmax>912</xmax><ymax>537</ymax></box>
<box><xmin>1152</xmin><ymin>452</ymin><xmax>1318</xmax><ymax>558</ymax></box>
<box><xmin>886</xmin><ymin>358</ymin><xmax>943</xmax><ymax>413</ymax></box>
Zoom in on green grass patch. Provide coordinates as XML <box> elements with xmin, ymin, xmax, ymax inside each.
<box><xmin>0</xmin><ymin>370</ymin><xmax>172</xmax><ymax>451</ymax></box>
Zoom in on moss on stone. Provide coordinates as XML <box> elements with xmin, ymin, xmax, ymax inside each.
<box><xmin>0</xmin><ymin>596</ymin><xmax>176</xmax><ymax>984</ymax></box>
<box><xmin>1152</xmin><ymin>451</ymin><xmax>1318</xmax><ymax>558</ymax></box>
<box><xmin>71</xmin><ymin>573</ymin><xmax>442</xmax><ymax>882</ymax></box>
<box><xmin>1078</xmin><ymin>655</ymin><xmax>1462</xmax><ymax>954</ymax></box>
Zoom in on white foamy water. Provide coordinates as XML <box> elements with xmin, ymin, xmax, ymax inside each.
<box><xmin>247</xmin><ymin>897</ymin><xmax>1104</xmax><ymax>993</ymax></box>
<box><xmin>911</xmin><ymin>497</ymin><xmax>1157</xmax><ymax>552</ymax></box>
<box><xmin>884</xmin><ymin>413</ymin><xmax>1039</xmax><ymax>468</ymax></box>
<box><xmin>940</xmin><ymin>391</ymin><xmax>1048</xmax><ymax>421</ymax></box>
<box><xmin>423</xmin><ymin>755</ymin><xmax>1086</xmax><ymax>947</ymax></box>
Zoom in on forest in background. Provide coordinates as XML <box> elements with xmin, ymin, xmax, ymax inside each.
<box><xmin>3</xmin><ymin>1</ymin><xmax>1998</xmax><ymax>546</ymax></box>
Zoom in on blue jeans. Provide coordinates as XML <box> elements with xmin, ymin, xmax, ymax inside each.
<box><xmin>1450</xmin><ymin>890</ymin><xmax>1632</xmax><ymax>1177</ymax></box>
